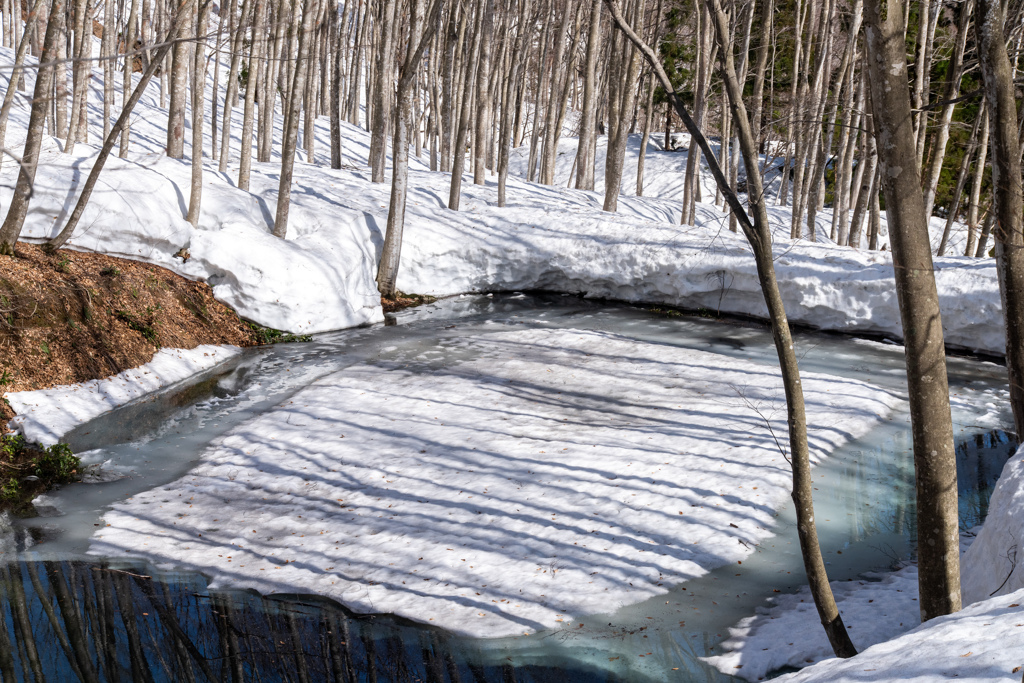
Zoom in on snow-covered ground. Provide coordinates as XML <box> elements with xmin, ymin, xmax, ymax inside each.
<box><xmin>703</xmin><ymin>530</ymin><xmax>982</xmax><ymax>680</ymax></box>
<box><xmin>5</xmin><ymin>345</ymin><xmax>241</xmax><ymax>445</ymax></box>
<box><xmin>0</xmin><ymin>43</ymin><xmax>1007</xmax><ymax>354</ymax></box>
<box><xmin>0</xmin><ymin>29</ymin><xmax>1018</xmax><ymax>680</ymax></box>
<box><xmin>89</xmin><ymin>327</ymin><xmax>897</xmax><ymax>637</ymax></box>
<box><xmin>773</xmin><ymin>586</ymin><xmax>1024</xmax><ymax>682</ymax></box>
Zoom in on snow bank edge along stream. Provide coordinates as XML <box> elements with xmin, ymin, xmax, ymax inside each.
<box><xmin>7</xmin><ymin>141</ymin><xmax>1006</xmax><ymax>357</ymax></box>
<box><xmin>4</xmin><ymin>345</ymin><xmax>242</xmax><ymax>445</ymax></box>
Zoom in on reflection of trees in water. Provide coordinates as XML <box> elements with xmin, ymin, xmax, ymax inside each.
<box><xmin>0</xmin><ymin>561</ymin><xmax>624</xmax><ymax>682</ymax></box>
<box><xmin>957</xmin><ymin>429</ymin><xmax>1016</xmax><ymax>530</ymax></box>
<box><xmin>834</xmin><ymin>429</ymin><xmax>1016</xmax><ymax>550</ymax></box>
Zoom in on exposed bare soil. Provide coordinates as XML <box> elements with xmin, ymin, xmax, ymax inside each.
<box><xmin>0</xmin><ymin>244</ymin><xmax>259</xmax><ymax>433</ymax></box>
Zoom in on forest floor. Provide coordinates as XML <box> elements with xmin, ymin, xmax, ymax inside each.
<box><xmin>0</xmin><ymin>244</ymin><xmax>258</xmax><ymax>434</ymax></box>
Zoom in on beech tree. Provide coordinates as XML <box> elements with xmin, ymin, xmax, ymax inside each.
<box><xmin>376</xmin><ymin>0</ymin><xmax>445</xmax><ymax>296</ymax></box>
<box><xmin>975</xmin><ymin>0</ymin><xmax>1024</xmax><ymax>438</ymax></box>
<box><xmin>0</xmin><ymin>0</ymin><xmax>66</xmax><ymax>255</ymax></box>
<box><xmin>863</xmin><ymin>0</ymin><xmax>960</xmax><ymax>620</ymax></box>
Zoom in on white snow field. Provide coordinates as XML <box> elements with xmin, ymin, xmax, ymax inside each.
<box><xmin>702</xmin><ymin>528</ymin><xmax>984</xmax><ymax>681</ymax></box>
<box><xmin>5</xmin><ymin>345</ymin><xmax>241</xmax><ymax>445</ymax></box>
<box><xmin>772</xmin><ymin>587</ymin><xmax>1024</xmax><ymax>682</ymax></box>
<box><xmin>89</xmin><ymin>327</ymin><xmax>897</xmax><ymax>637</ymax></box>
<box><xmin>0</xmin><ymin>45</ymin><xmax>1008</xmax><ymax>353</ymax></box>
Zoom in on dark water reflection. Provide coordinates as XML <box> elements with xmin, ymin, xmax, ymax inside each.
<box><xmin>0</xmin><ymin>560</ymin><xmax>626</xmax><ymax>683</ymax></box>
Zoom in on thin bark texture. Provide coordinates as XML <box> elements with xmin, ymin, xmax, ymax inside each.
<box><xmin>187</xmin><ymin>0</ymin><xmax>210</xmax><ymax>225</ymax></box>
<box><xmin>273</xmin><ymin>0</ymin><xmax>317</xmax><ymax>237</ymax></box>
<box><xmin>976</xmin><ymin>0</ymin><xmax>1024</xmax><ymax>438</ymax></box>
<box><xmin>863</xmin><ymin>0</ymin><xmax>960</xmax><ymax>621</ymax></box>
<box><xmin>369</xmin><ymin>0</ymin><xmax>398</xmax><ymax>182</ymax></box>
<box><xmin>575</xmin><ymin>0</ymin><xmax>601</xmax><ymax>190</ymax></box>
<box><xmin>166</xmin><ymin>0</ymin><xmax>190</xmax><ymax>157</ymax></box>
<box><xmin>0</xmin><ymin>0</ymin><xmax>66</xmax><ymax>254</ymax></box>
<box><xmin>45</xmin><ymin>0</ymin><xmax>194</xmax><ymax>250</ymax></box>
<box><xmin>376</xmin><ymin>0</ymin><xmax>443</xmax><ymax>296</ymax></box>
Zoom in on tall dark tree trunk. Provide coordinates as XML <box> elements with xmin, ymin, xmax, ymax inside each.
<box><xmin>863</xmin><ymin>0</ymin><xmax>961</xmax><ymax>621</ymax></box>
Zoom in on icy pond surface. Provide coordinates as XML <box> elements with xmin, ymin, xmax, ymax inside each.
<box><xmin>0</xmin><ymin>293</ymin><xmax>1016</xmax><ymax>682</ymax></box>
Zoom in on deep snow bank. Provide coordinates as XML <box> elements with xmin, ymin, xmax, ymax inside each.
<box><xmin>704</xmin><ymin>526</ymin><xmax>981</xmax><ymax>681</ymax></box>
<box><xmin>393</xmin><ymin>180</ymin><xmax>1003</xmax><ymax>355</ymax></box>
<box><xmin>772</xmin><ymin>587</ymin><xmax>1024</xmax><ymax>682</ymax></box>
<box><xmin>5</xmin><ymin>345</ymin><xmax>241</xmax><ymax>445</ymax></box>
<box><xmin>89</xmin><ymin>327</ymin><xmax>897</xmax><ymax>637</ymax></box>
<box><xmin>0</xmin><ymin>47</ymin><xmax>1006</xmax><ymax>352</ymax></box>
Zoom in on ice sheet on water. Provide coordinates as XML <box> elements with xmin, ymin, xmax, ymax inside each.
<box><xmin>90</xmin><ymin>327</ymin><xmax>898</xmax><ymax>638</ymax></box>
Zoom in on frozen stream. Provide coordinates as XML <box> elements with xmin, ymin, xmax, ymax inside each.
<box><xmin>0</xmin><ymin>293</ymin><xmax>1016</xmax><ymax>682</ymax></box>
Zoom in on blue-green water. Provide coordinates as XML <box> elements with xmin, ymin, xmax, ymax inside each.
<box><xmin>0</xmin><ymin>294</ymin><xmax>1016</xmax><ymax>682</ymax></box>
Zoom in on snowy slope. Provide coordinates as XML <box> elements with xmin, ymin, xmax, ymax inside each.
<box><xmin>89</xmin><ymin>327</ymin><xmax>897</xmax><ymax>637</ymax></box>
<box><xmin>772</xmin><ymin>587</ymin><xmax>1024</xmax><ymax>682</ymax></box>
<box><xmin>0</xmin><ymin>45</ymin><xmax>1008</xmax><ymax>354</ymax></box>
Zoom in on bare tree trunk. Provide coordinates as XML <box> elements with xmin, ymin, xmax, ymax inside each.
<box><xmin>603</xmin><ymin>0</ymin><xmax>643</xmax><ymax>213</ymax></box>
<box><xmin>863</xmin><ymin>0</ymin><xmax>961</xmax><ymax>621</ymax></box>
<box><xmin>749</xmin><ymin>0</ymin><xmax>772</xmax><ymax>150</ymax></box>
<box><xmin>448</xmin><ymin>0</ymin><xmax>481</xmax><ymax>210</ymax></box>
<box><xmin>636</xmin><ymin>73</ymin><xmax>655</xmax><ymax>196</ymax></box>
<box><xmin>605</xmin><ymin>0</ymin><xmax>859</xmax><ymax>657</ymax></box>
<box><xmin>575</xmin><ymin>0</ymin><xmax>601</xmax><ymax>190</ymax></box>
<box><xmin>0</xmin><ymin>0</ymin><xmax>45</xmax><ymax>172</ymax></box>
<box><xmin>937</xmin><ymin>110</ymin><xmax>983</xmax><ymax>256</ymax></box>
<box><xmin>0</xmin><ymin>0</ymin><xmax>66</xmax><ymax>254</ymax></box>
<box><xmin>64</xmin><ymin>0</ymin><xmax>89</xmax><ymax>153</ymax></box>
<box><xmin>369</xmin><ymin>0</ymin><xmax>397</xmax><ymax>182</ymax></box>
<box><xmin>473</xmin><ymin>0</ymin><xmax>495</xmax><ymax>183</ymax></box>
<box><xmin>965</xmin><ymin>108</ymin><xmax>990</xmax><ymax>256</ymax></box>
<box><xmin>45</xmin><ymin>0</ymin><xmax>194</xmax><ymax>249</ymax></box>
<box><xmin>777</xmin><ymin>0</ymin><xmax>804</xmax><ymax>207</ymax></box>
<box><xmin>166</xmin><ymin>0</ymin><xmax>191</xmax><ymax>158</ymax></box>
<box><xmin>921</xmin><ymin>0</ymin><xmax>972</xmax><ymax>220</ymax></box>
<box><xmin>218</xmin><ymin>0</ymin><xmax>246</xmax><ymax>169</ymax></box>
<box><xmin>55</xmin><ymin>18</ymin><xmax>69</xmax><ymax>138</ymax></box>
<box><xmin>119</xmin><ymin>0</ymin><xmax>141</xmax><ymax>156</ymax></box>
<box><xmin>976</xmin><ymin>0</ymin><xmax>1024</xmax><ymax>439</ymax></box>
<box><xmin>102</xmin><ymin>0</ymin><xmax>116</xmax><ymax>139</ymax></box>
<box><xmin>848</xmin><ymin>100</ymin><xmax>877</xmax><ymax>250</ymax></box>
<box><xmin>239</xmin><ymin>0</ymin><xmax>267</xmax><ymax>189</ymax></box>
<box><xmin>187</xmin><ymin>0</ymin><xmax>210</xmax><ymax>225</ymax></box>
<box><xmin>498</xmin><ymin>0</ymin><xmax>532</xmax><ymax>206</ymax></box>
<box><xmin>376</xmin><ymin>0</ymin><xmax>442</xmax><ymax>296</ymax></box>
<box><xmin>329</xmin><ymin>0</ymin><xmax>343</xmax><ymax>168</ymax></box>
<box><xmin>273</xmin><ymin>0</ymin><xmax>316</xmax><ymax>237</ymax></box>
<box><xmin>975</xmin><ymin>203</ymin><xmax>995</xmax><ymax>257</ymax></box>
